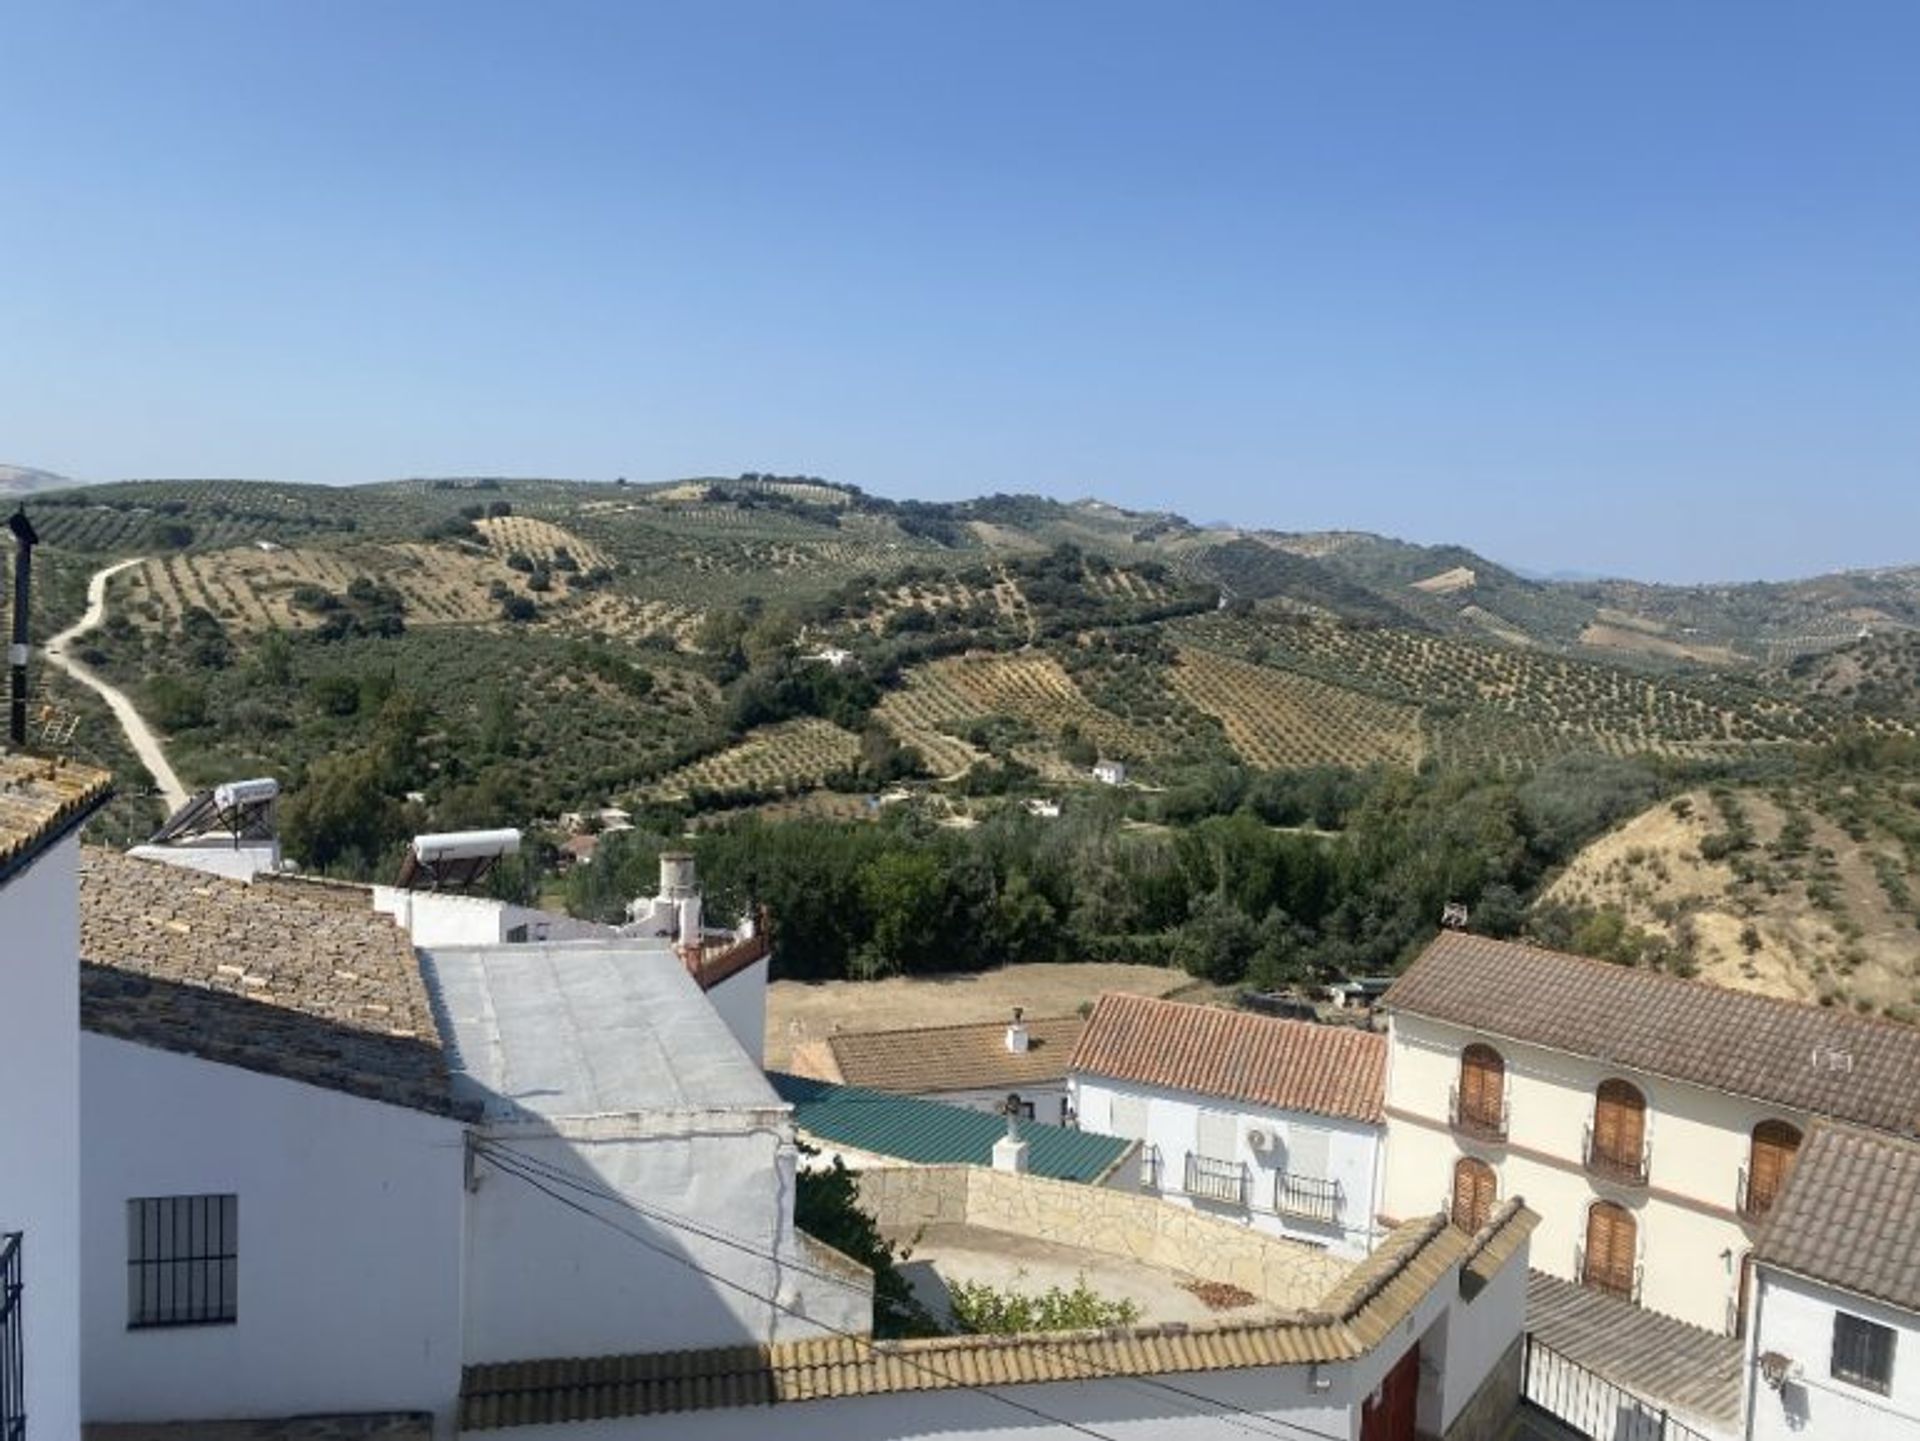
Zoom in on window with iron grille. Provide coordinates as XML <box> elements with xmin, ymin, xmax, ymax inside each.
<box><xmin>127</xmin><ymin>1195</ymin><xmax>238</xmax><ymax>1328</ymax></box>
<box><xmin>1831</xmin><ymin>1312</ymin><xmax>1896</xmax><ymax>1395</ymax></box>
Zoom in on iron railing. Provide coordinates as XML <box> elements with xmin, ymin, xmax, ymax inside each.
<box><xmin>1583</xmin><ymin>1121</ymin><xmax>1651</xmax><ymax>1186</ymax></box>
<box><xmin>1274</xmin><ymin>1172</ymin><xmax>1342</xmax><ymax>1224</ymax></box>
<box><xmin>1182</xmin><ymin>1152</ymin><xmax>1249</xmax><ymax>1208</ymax></box>
<box><xmin>1139</xmin><ymin>1144</ymin><xmax>1163</xmax><ymax>1192</ymax></box>
<box><xmin>1448</xmin><ymin>1084</ymin><xmax>1509</xmax><ymax>1142</ymax></box>
<box><xmin>1523</xmin><ymin>1333</ymin><xmax>1713</xmax><ymax>1441</ymax></box>
<box><xmin>1735</xmin><ymin>1163</ymin><xmax>1779</xmax><ymax>1221</ymax></box>
<box><xmin>2</xmin><ymin>1232</ymin><xmax>23</xmax><ymax>1441</ymax></box>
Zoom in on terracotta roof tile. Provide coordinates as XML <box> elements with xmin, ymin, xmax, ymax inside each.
<box><xmin>1756</xmin><ymin>1121</ymin><xmax>1920</xmax><ymax>1313</ymax></box>
<box><xmin>1383</xmin><ymin>931</ymin><xmax>1920</xmax><ymax>1134</ymax></box>
<box><xmin>0</xmin><ymin>752</ymin><xmax>111</xmax><ymax>878</ymax></box>
<box><xmin>1069</xmin><ymin>992</ymin><xmax>1386</xmax><ymax>1124</ymax></box>
<box><xmin>79</xmin><ymin>849</ymin><xmax>461</xmax><ymax>1117</ymax></box>
<box><xmin>457</xmin><ymin>1210</ymin><xmax>1532</xmax><ymax>1429</ymax></box>
<box><xmin>804</xmin><ymin>1015</ymin><xmax>1086</xmax><ymax>1094</ymax></box>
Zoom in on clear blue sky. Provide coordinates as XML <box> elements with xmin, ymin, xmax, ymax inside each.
<box><xmin>4</xmin><ymin>2</ymin><xmax>1915</xmax><ymax>582</ymax></box>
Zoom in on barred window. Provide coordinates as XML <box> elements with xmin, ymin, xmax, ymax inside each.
<box><xmin>128</xmin><ymin>1195</ymin><xmax>237</xmax><ymax>1328</ymax></box>
<box><xmin>1831</xmin><ymin>1312</ymin><xmax>1895</xmax><ymax>1395</ymax></box>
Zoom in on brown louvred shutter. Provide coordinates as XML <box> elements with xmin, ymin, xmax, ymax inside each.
<box><xmin>1593</xmin><ymin>1079</ymin><xmax>1646</xmax><ymax>1172</ymax></box>
<box><xmin>1583</xmin><ymin>1201</ymin><xmax>1636</xmax><ymax>1298</ymax></box>
<box><xmin>1450</xmin><ymin>1157</ymin><xmax>1496</xmax><ymax>1232</ymax></box>
<box><xmin>1746</xmin><ymin>1120</ymin><xmax>1802</xmax><ymax>1215</ymax></box>
<box><xmin>1459</xmin><ymin>1045</ymin><xmax>1504</xmax><ymax>1129</ymax></box>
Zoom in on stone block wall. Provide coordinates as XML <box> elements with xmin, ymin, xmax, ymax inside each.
<box><xmin>856</xmin><ymin>1165</ymin><xmax>1348</xmax><ymax>1310</ymax></box>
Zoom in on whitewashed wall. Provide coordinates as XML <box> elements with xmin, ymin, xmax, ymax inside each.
<box><xmin>1383</xmin><ymin>1012</ymin><xmax>1801</xmax><ymax>1332</ymax></box>
<box><xmin>371</xmin><ymin>889</ymin><xmax>610</xmax><ymax>948</ymax></box>
<box><xmin>1747</xmin><ymin>1269</ymin><xmax>1920</xmax><ymax>1441</ymax></box>
<box><xmin>127</xmin><ymin>840</ymin><xmax>280</xmax><ymax>881</ymax></box>
<box><xmin>0</xmin><ymin>835</ymin><xmax>84</xmax><ymax>1441</ymax></box>
<box><xmin>1069</xmin><ymin>1073</ymin><xmax>1383</xmax><ymax>1256</ymax></box>
<box><xmin>80</xmin><ymin>1036</ymin><xmax>467</xmax><ymax>1425</ymax></box>
<box><xmin>465</xmin><ymin>1118</ymin><xmax>871</xmax><ymax>1365</ymax></box>
<box><xmin>703</xmin><ymin>956</ymin><xmax>768</xmax><ymax>1068</ymax></box>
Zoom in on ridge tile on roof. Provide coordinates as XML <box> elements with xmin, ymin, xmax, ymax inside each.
<box><xmin>1068</xmin><ymin>992</ymin><xmax>1386</xmax><ymax>1124</ymax></box>
<box><xmin>0</xmin><ymin>752</ymin><xmax>111</xmax><ymax>877</ymax></box>
<box><xmin>1384</xmin><ymin>931</ymin><xmax>1920</xmax><ymax>1135</ymax></box>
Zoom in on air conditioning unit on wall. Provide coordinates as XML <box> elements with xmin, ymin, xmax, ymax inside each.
<box><xmin>1246</xmin><ymin>1128</ymin><xmax>1279</xmax><ymax>1156</ymax></box>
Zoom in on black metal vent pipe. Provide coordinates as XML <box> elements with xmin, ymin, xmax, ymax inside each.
<box><xmin>8</xmin><ymin>508</ymin><xmax>36</xmax><ymax>747</ymax></box>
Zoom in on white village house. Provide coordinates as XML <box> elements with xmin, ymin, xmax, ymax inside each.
<box><xmin>788</xmin><ymin>1010</ymin><xmax>1084</xmax><ymax>1123</ymax></box>
<box><xmin>0</xmin><ymin>754</ymin><xmax>113</xmax><ymax>1441</ymax></box>
<box><xmin>1068</xmin><ymin>992</ymin><xmax>1388</xmax><ymax>1258</ymax></box>
<box><xmin>1745</xmin><ymin>1121</ymin><xmax>1920</xmax><ymax>1440</ymax></box>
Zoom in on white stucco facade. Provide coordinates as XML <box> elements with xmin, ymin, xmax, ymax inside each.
<box><xmin>702</xmin><ymin>955</ymin><xmax>769</xmax><ymax>1068</ymax></box>
<box><xmin>1068</xmin><ymin>1072</ymin><xmax>1384</xmax><ymax>1257</ymax></box>
<box><xmin>921</xmin><ymin>1082</ymin><xmax>1072</xmax><ymax>1126</ymax></box>
<box><xmin>1382</xmin><ymin>1011</ymin><xmax>1807</xmax><ymax>1334</ymax></box>
<box><xmin>1745</xmin><ymin>1268</ymin><xmax>1920</xmax><ymax>1441</ymax></box>
<box><xmin>80</xmin><ymin>1035</ymin><xmax>467</xmax><ymax>1425</ymax></box>
<box><xmin>0</xmin><ymin>833</ymin><xmax>84</xmax><ymax>1441</ymax></box>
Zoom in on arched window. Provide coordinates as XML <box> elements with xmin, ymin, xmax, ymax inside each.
<box><xmin>1588</xmin><ymin>1079</ymin><xmax>1648</xmax><ymax>1183</ymax></box>
<box><xmin>1743</xmin><ymin>1120</ymin><xmax>1803</xmax><ymax>1218</ymax></box>
<box><xmin>1451</xmin><ymin>1157</ymin><xmax>1497</xmax><ymax>1233</ymax></box>
<box><xmin>1583</xmin><ymin>1200</ymin><xmax>1638</xmax><ymax>1300</ymax></box>
<box><xmin>1455</xmin><ymin>1044</ymin><xmax>1507</xmax><ymax>1138</ymax></box>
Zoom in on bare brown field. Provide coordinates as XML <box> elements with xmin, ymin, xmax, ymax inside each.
<box><xmin>1580</xmin><ymin>621</ymin><xmax>1743</xmax><ymax>667</ymax></box>
<box><xmin>765</xmin><ymin>961</ymin><xmax>1197</xmax><ymax>1071</ymax></box>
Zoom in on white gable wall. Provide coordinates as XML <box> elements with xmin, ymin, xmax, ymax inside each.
<box><xmin>1068</xmin><ymin>1072</ymin><xmax>1383</xmax><ymax>1257</ymax></box>
<box><xmin>0</xmin><ymin>834</ymin><xmax>84</xmax><ymax>1441</ymax></box>
<box><xmin>1746</xmin><ymin>1269</ymin><xmax>1920</xmax><ymax>1441</ymax></box>
<box><xmin>80</xmin><ymin>1036</ymin><xmax>466</xmax><ymax>1425</ymax></box>
<box><xmin>702</xmin><ymin>956</ymin><xmax>768</xmax><ymax>1068</ymax></box>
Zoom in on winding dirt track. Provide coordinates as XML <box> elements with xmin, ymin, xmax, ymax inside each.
<box><xmin>44</xmin><ymin>558</ymin><xmax>189</xmax><ymax>812</ymax></box>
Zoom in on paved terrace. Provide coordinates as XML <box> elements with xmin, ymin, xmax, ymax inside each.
<box><xmin>1527</xmin><ymin>1271</ymin><xmax>1743</xmax><ymax>1435</ymax></box>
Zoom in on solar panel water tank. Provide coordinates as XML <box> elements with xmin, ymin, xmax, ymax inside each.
<box><xmin>397</xmin><ymin>828</ymin><xmax>522</xmax><ymax>890</ymax></box>
<box><xmin>213</xmin><ymin>777</ymin><xmax>280</xmax><ymax>811</ymax></box>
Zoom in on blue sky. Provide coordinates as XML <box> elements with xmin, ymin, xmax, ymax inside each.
<box><xmin>3</xmin><ymin>2</ymin><xmax>1915</xmax><ymax>582</ymax></box>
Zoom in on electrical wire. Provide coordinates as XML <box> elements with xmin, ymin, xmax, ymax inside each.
<box><xmin>474</xmin><ymin>1139</ymin><xmax>1354</xmax><ymax>1441</ymax></box>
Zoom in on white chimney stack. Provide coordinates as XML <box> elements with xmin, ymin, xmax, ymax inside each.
<box><xmin>1005</xmin><ymin>1006</ymin><xmax>1030</xmax><ymax>1054</ymax></box>
<box><xmin>992</xmin><ymin>1092</ymin><xmax>1030</xmax><ymax>1174</ymax></box>
<box><xmin>660</xmin><ymin>851</ymin><xmax>698</xmax><ymax>900</ymax></box>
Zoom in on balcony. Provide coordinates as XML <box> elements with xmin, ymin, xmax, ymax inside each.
<box><xmin>1182</xmin><ymin>1152</ymin><xmax>1249</xmax><ymax>1208</ymax></box>
<box><xmin>1275</xmin><ymin>1172</ymin><xmax>1343</xmax><ymax>1225</ymax></box>
<box><xmin>1574</xmin><ymin>1242</ymin><xmax>1644</xmax><ymax>1306</ymax></box>
<box><xmin>1139</xmin><ymin>1144</ymin><xmax>1163</xmax><ymax>1193</ymax></box>
<box><xmin>1449</xmin><ymin>1085</ymin><xmax>1509</xmax><ymax>1142</ymax></box>
<box><xmin>1736</xmin><ymin>1165</ymin><xmax>1778</xmax><ymax>1222</ymax></box>
<box><xmin>1583</xmin><ymin>1124</ymin><xmax>1650</xmax><ymax>1187</ymax></box>
<box><xmin>3</xmin><ymin>1232</ymin><xmax>22</xmax><ymax>1441</ymax></box>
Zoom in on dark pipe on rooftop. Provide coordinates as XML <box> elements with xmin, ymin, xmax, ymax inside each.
<box><xmin>8</xmin><ymin>508</ymin><xmax>37</xmax><ymax>747</ymax></box>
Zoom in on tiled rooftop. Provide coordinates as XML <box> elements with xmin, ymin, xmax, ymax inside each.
<box><xmin>770</xmin><ymin>1072</ymin><xmax>1134</xmax><ymax>1183</ymax></box>
<box><xmin>1385</xmin><ymin>930</ymin><xmax>1920</xmax><ymax>1135</ymax></box>
<box><xmin>790</xmin><ymin>1014</ymin><xmax>1086</xmax><ymax>1094</ymax></box>
<box><xmin>459</xmin><ymin>1207</ymin><xmax>1537</xmax><ymax>1429</ymax></box>
<box><xmin>0</xmin><ymin>751</ymin><xmax>111</xmax><ymax>878</ymax></box>
<box><xmin>1070</xmin><ymin>991</ymin><xmax>1387</xmax><ymax>1124</ymax></box>
<box><xmin>79</xmin><ymin>849</ymin><xmax>459</xmax><ymax>1117</ymax></box>
<box><xmin>1756</xmin><ymin>1120</ymin><xmax>1920</xmax><ymax>1313</ymax></box>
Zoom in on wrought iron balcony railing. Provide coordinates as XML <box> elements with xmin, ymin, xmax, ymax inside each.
<box><xmin>1275</xmin><ymin>1172</ymin><xmax>1343</xmax><ymax>1225</ymax></box>
<box><xmin>1449</xmin><ymin>1085</ymin><xmax>1509</xmax><ymax>1142</ymax></box>
<box><xmin>2</xmin><ymin>1231</ymin><xmax>24</xmax><ymax>1441</ymax></box>
<box><xmin>1183</xmin><ymin>1152</ymin><xmax>1249</xmax><ymax>1208</ymax></box>
<box><xmin>1582</xmin><ymin>1123</ymin><xmax>1650</xmax><ymax>1187</ymax></box>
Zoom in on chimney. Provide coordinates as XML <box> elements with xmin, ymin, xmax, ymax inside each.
<box><xmin>1005</xmin><ymin>1006</ymin><xmax>1030</xmax><ymax>1054</ymax></box>
<box><xmin>8</xmin><ymin>508</ymin><xmax>36</xmax><ymax>748</ymax></box>
<box><xmin>992</xmin><ymin>1092</ymin><xmax>1029</xmax><ymax>1174</ymax></box>
<box><xmin>660</xmin><ymin>850</ymin><xmax>698</xmax><ymax>900</ymax></box>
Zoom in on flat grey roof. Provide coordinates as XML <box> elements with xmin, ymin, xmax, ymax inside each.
<box><xmin>421</xmin><ymin>941</ymin><xmax>780</xmax><ymax>1124</ymax></box>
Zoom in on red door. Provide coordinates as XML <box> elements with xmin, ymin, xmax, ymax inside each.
<box><xmin>1361</xmin><ymin>1343</ymin><xmax>1420</xmax><ymax>1441</ymax></box>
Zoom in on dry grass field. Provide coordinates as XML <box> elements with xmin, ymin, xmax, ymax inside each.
<box><xmin>764</xmin><ymin>961</ymin><xmax>1199</xmax><ymax>1071</ymax></box>
<box><xmin>1170</xmin><ymin>646</ymin><xmax>1424</xmax><ymax>769</ymax></box>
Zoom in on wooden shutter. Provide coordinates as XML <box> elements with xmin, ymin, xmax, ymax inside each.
<box><xmin>1583</xmin><ymin>1201</ymin><xmax>1636</xmax><ymax>1299</ymax></box>
<box><xmin>1593</xmin><ymin>1080</ymin><xmax>1646</xmax><ymax>1172</ymax></box>
<box><xmin>1747</xmin><ymin>1120</ymin><xmax>1803</xmax><ymax>1215</ymax></box>
<box><xmin>1460</xmin><ymin>1045</ymin><xmax>1504</xmax><ymax>1129</ymax></box>
<box><xmin>1451</xmin><ymin>1158</ymin><xmax>1496</xmax><ymax>1232</ymax></box>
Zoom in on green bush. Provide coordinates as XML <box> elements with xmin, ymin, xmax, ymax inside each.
<box><xmin>947</xmin><ymin>1274</ymin><xmax>1141</xmax><ymax>1335</ymax></box>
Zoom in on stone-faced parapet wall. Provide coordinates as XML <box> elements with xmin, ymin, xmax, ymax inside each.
<box><xmin>857</xmin><ymin>1165</ymin><xmax>1349</xmax><ymax>1309</ymax></box>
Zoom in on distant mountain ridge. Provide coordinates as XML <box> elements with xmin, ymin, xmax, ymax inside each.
<box><xmin>0</xmin><ymin>463</ymin><xmax>75</xmax><ymax>495</ymax></box>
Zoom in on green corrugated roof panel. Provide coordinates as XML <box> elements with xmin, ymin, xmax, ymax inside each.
<box><xmin>770</xmin><ymin>1071</ymin><xmax>1132</xmax><ymax>1184</ymax></box>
